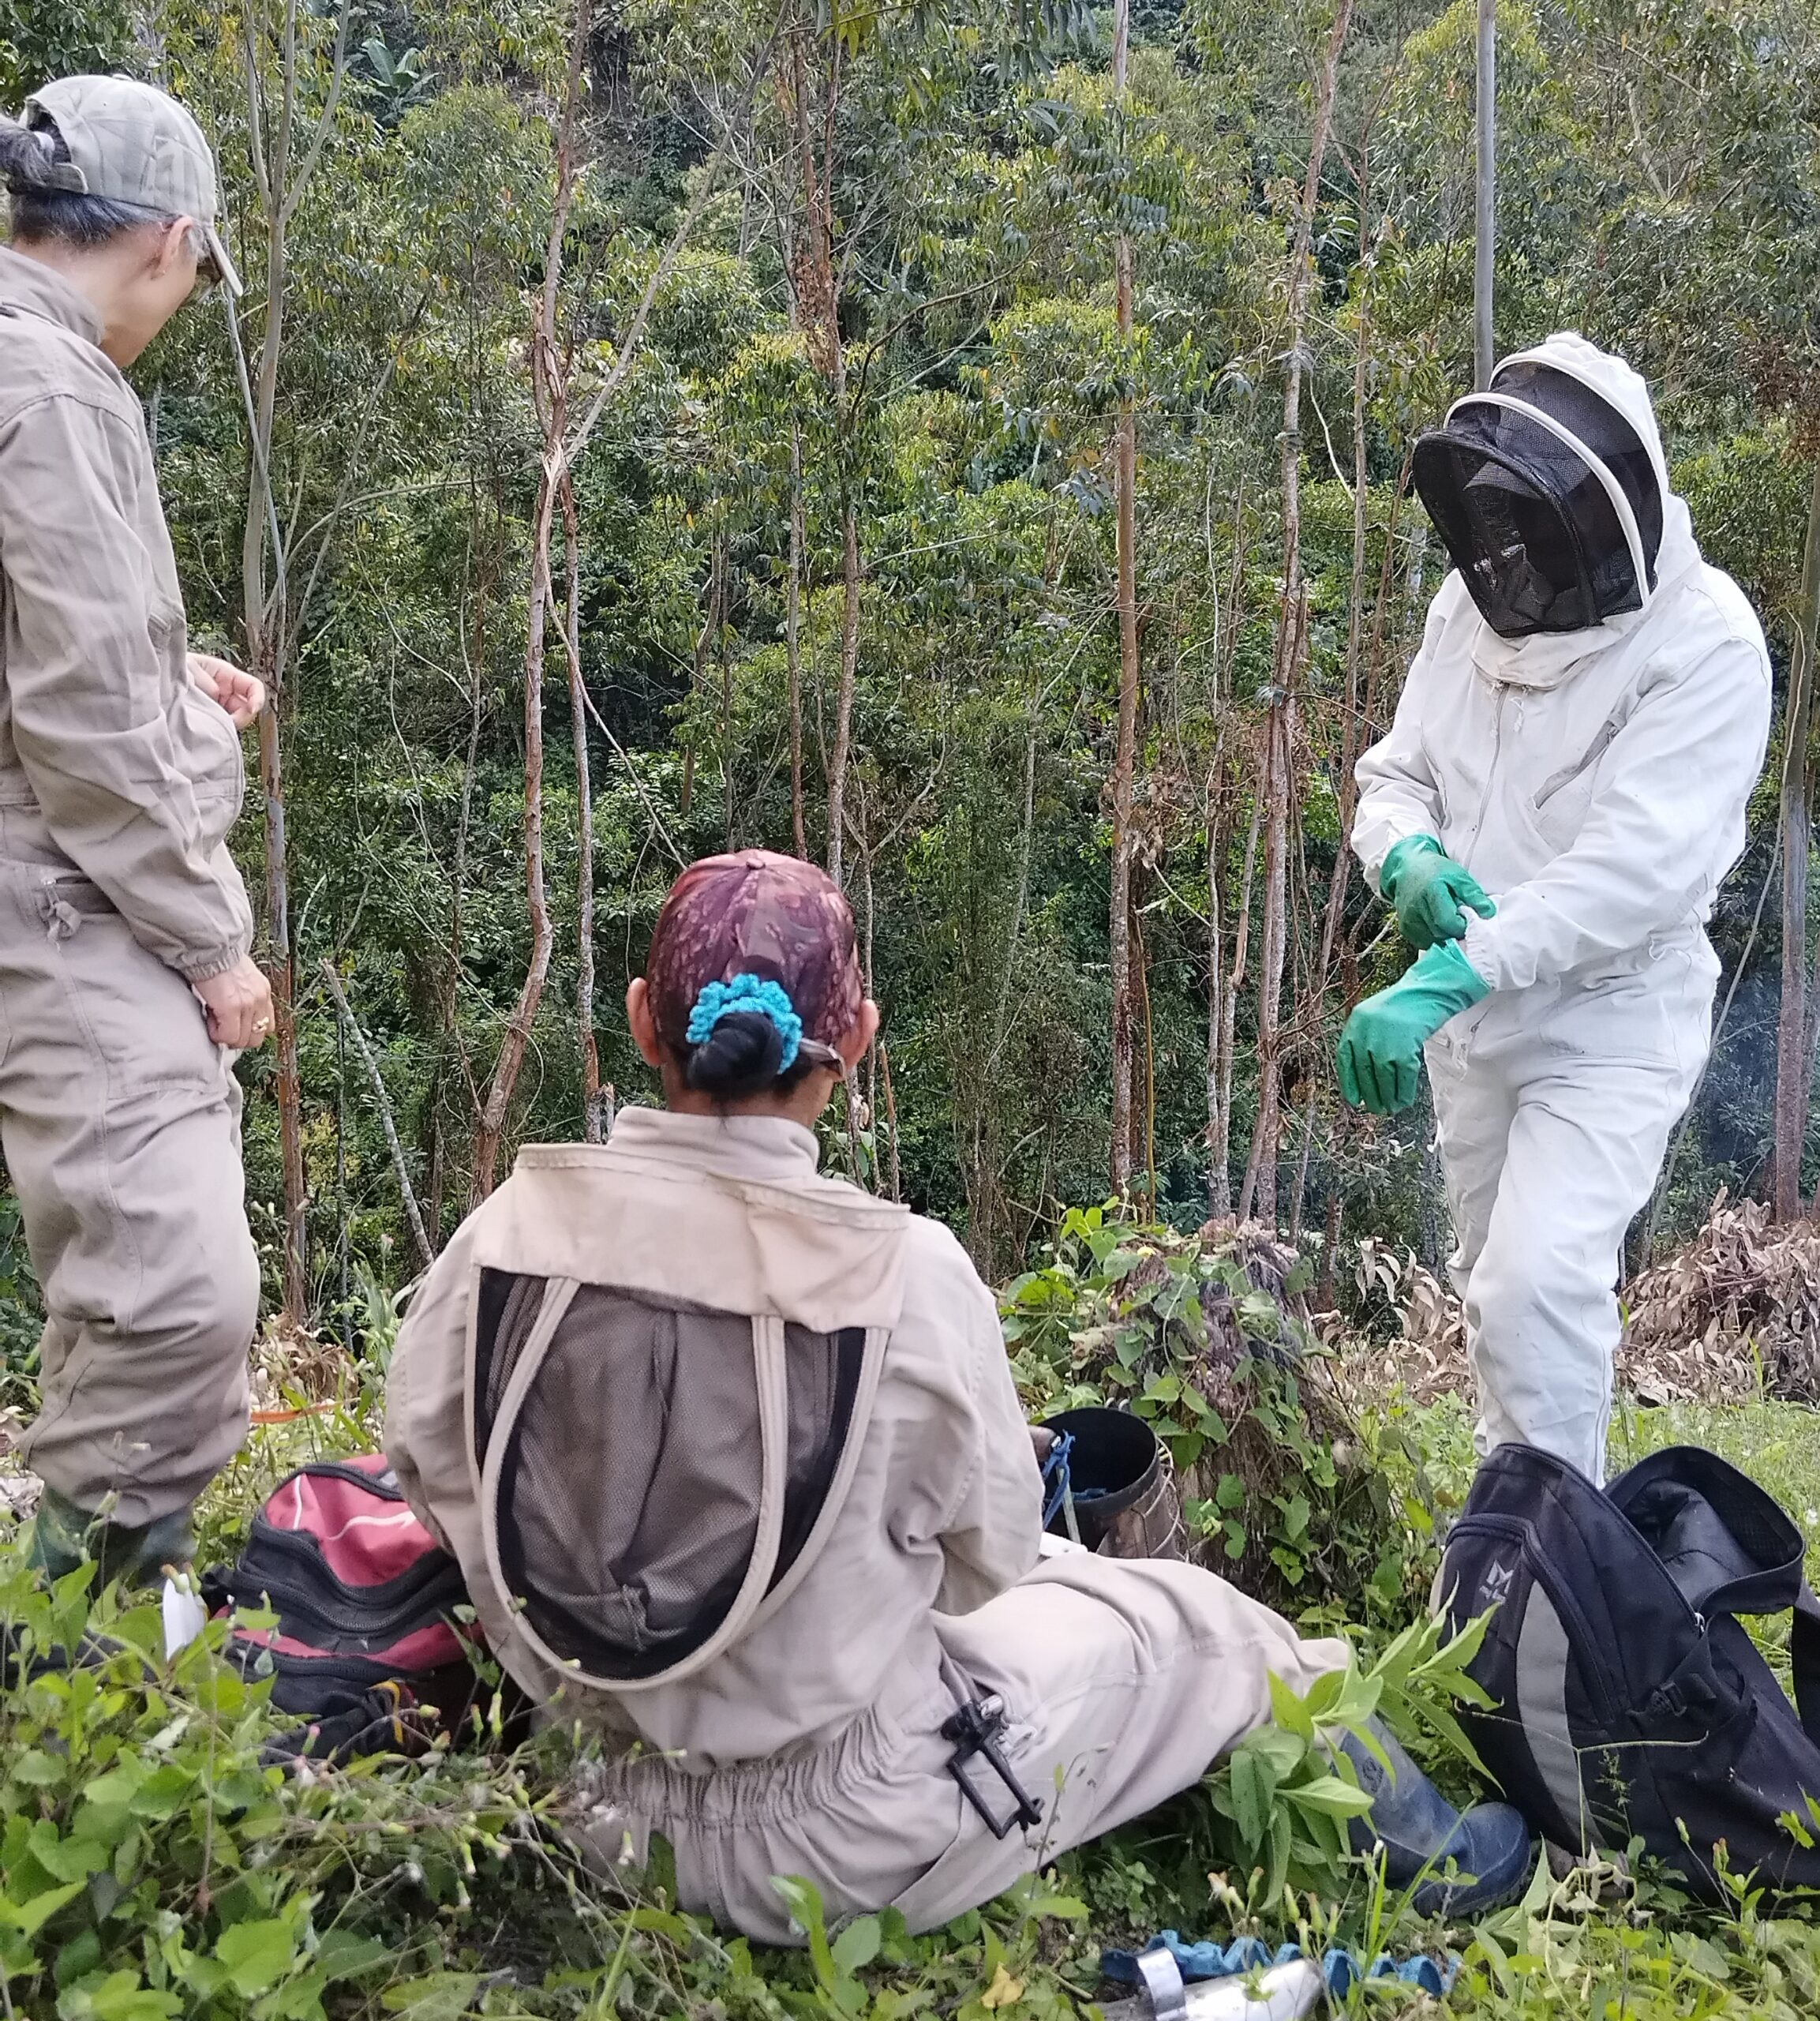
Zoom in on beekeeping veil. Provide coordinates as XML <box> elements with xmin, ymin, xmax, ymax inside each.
<box><xmin>1413</xmin><ymin>336</ymin><xmax>1669</xmax><ymax>642</ymax></box>
<box><xmin>458</xmin><ymin>853</ymin><xmax>905</xmax><ymax>1701</ymax></box>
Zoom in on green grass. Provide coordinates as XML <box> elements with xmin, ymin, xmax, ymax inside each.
<box><xmin>18</xmin><ymin>1374</ymin><xmax>1820</xmax><ymax>2017</ymax></box>
<box><xmin>1610</xmin><ymin>1394</ymin><xmax>1820</xmax><ymax>1580</ymax></box>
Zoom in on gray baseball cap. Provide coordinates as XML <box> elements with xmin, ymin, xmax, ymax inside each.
<box><xmin>23</xmin><ymin>75</ymin><xmax>242</xmax><ymax>297</ymax></box>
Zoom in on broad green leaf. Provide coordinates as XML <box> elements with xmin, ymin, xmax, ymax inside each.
<box><xmin>312</xmin><ymin>1930</ymin><xmax>391</xmax><ymax>1981</ymax></box>
<box><xmin>80</xmin><ymin>1765</ymin><xmax>145</xmax><ymax>1810</ymax></box>
<box><xmin>1266</xmin><ymin>1671</ymin><xmax>1314</xmax><ymax>1741</ymax></box>
<box><xmin>57</xmin><ymin>1969</ymin><xmax>182</xmax><ymax>2021</ymax></box>
<box><xmin>215</xmin><ymin>1918</ymin><xmax>298</xmax><ymax>1997</ymax></box>
<box><xmin>24</xmin><ymin>1825</ymin><xmax>108</xmax><ymax>1886</ymax></box>
<box><xmin>127</xmin><ymin>1765</ymin><xmax>197</xmax><ymax>1820</ymax></box>
<box><xmin>1021</xmin><ymin>1892</ymin><xmax>1088</xmax><ymax>1921</ymax></box>
<box><xmin>1243</xmin><ymin>1723</ymin><xmax>1307</xmax><ymax>1778</ymax></box>
<box><xmin>832</xmin><ymin>1914</ymin><xmax>882</xmax><ymax>1974</ymax></box>
<box><xmin>381</xmin><ymin>1973</ymin><xmax>481</xmax><ymax>2020</ymax></box>
<box><xmin>1284</xmin><ymin>1774</ymin><xmax>1375</xmax><ymax>1820</ymax></box>
<box><xmin>0</xmin><ymin>1880</ymin><xmax>84</xmax><ymax>1935</ymax></box>
<box><xmin>1228</xmin><ymin>1745</ymin><xmax>1270</xmax><ymax>1849</ymax></box>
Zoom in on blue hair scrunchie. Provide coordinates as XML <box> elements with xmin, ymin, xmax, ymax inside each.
<box><xmin>686</xmin><ymin>975</ymin><xmax>805</xmax><ymax>1071</ymax></box>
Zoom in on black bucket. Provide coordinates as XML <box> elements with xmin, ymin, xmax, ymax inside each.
<box><xmin>1039</xmin><ymin>1406</ymin><xmax>1182</xmax><ymax>1558</ymax></box>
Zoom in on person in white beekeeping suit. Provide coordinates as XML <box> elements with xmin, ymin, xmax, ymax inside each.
<box><xmin>1341</xmin><ymin>333</ymin><xmax>1772</xmax><ymax>1483</ymax></box>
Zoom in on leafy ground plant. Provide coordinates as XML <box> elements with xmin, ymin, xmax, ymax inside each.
<box><xmin>1002</xmin><ymin>1205</ymin><xmax>1429</xmax><ymax>1622</ymax></box>
<box><xmin>0</xmin><ymin>1545</ymin><xmax>556</xmax><ymax>2020</ymax></box>
<box><xmin>1200</xmin><ymin>1609</ymin><xmax>1496</xmax><ymax>1916</ymax></box>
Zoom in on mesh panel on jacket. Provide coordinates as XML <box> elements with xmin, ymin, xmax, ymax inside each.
<box><xmin>473</xmin><ymin>1272</ymin><xmax>863</xmax><ymax>1681</ymax></box>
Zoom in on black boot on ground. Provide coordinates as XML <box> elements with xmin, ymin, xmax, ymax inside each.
<box><xmin>1339</xmin><ymin>1719</ymin><xmax>1534</xmax><ymax>1918</ymax></box>
<box><xmin>27</xmin><ymin>1487</ymin><xmax>194</xmax><ymax>1592</ymax></box>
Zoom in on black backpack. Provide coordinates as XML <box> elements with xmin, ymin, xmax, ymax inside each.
<box><xmin>1439</xmin><ymin>1441</ymin><xmax>1820</xmax><ymax>1904</ymax></box>
<box><xmin>201</xmin><ymin>1453</ymin><xmax>502</xmax><ymax>1764</ymax></box>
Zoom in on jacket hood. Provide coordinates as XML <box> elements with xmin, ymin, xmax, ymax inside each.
<box><xmin>1464</xmin><ymin>332</ymin><xmax>1701</xmax><ymax>690</ymax></box>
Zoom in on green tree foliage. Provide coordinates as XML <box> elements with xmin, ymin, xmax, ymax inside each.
<box><xmin>17</xmin><ymin>0</ymin><xmax>1820</xmax><ymax>1321</ymax></box>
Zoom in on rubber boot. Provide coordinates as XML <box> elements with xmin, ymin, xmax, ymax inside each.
<box><xmin>28</xmin><ymin>1486</ymin><xmax>195</xmax><ymax>1592</ymax></box>
<box><xmin>1339</xmin><ymin>1719</ymin><xmax>1533</xmax><ymax>1918</ymax></box>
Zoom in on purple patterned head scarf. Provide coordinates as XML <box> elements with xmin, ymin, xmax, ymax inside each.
<box><xmin>646</xmin><ymin>850</ymin><xmax>864</xmax><ymax>1061</ymax></box>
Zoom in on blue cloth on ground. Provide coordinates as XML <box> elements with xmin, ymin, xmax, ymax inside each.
<box><xmin>1099</xmin><ymin>1931</ymin><xmax>1458</xmax><ymax>2000</ymax></box>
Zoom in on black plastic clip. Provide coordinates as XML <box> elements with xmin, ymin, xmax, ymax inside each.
<box><xmin>941</xmin><ymin>1693</ymin><xmax>1044</xmax><ymax>1840</ymax></box>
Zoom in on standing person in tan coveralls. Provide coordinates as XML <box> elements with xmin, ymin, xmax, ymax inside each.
<box><xmin>0</xmin><ymin>77</ymin><xmax>272</xmax><ymax>1584</ymax></box>
<box><xmin>387</xmin><ymin>850</ymin><xmax>1530</xmax><ymax>1940</ymax></box>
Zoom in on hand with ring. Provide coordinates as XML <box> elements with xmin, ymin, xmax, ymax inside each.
<box><xmin>193</xmin><ymin>955</ymin><xmax>276</xmax><ymax>1048</ymax></box>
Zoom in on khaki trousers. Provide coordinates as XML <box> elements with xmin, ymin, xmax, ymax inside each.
<box><xmin>585</xmin><ymin>1554</ymin><xmax>1349</xmax><ymax>1942</ymax></box>
<box><xmin>1</xmin><ymin>861</ymin><xmax>259</xmax><ymax>1526</ymax></box>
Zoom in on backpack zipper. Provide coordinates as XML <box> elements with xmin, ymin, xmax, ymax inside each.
<box><xmin>230</xmin><ymin>1525</ymin><xmax>466</xmax><ymax>1643</ymax></box>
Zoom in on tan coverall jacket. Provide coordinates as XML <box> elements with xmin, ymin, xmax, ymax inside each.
<box><xmin>0</xmin><ymin>247</ymin><xmax>259</xmax><ymax>1524</ymax></box>
<box><xmin>386</xmin><ymin>1109</ymin><xmax>1346</xmax><ymax>1940</ymax></box>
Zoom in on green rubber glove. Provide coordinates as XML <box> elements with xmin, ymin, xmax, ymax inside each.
<box><xmin>1380</xmin><ymin>834</ymin><xmax>1496</xmax><ymax>950</ymax></box>
<box><xmin>1336</xmin><ymin>940</ymin><xmax>1491</xmax><ymax>1115</ymax></box>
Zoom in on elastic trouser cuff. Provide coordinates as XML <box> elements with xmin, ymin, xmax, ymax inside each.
<box><xmin>28</xmin><ymin>1486</ymin><xmax>194</xmax><ymax>1590</ymax></box>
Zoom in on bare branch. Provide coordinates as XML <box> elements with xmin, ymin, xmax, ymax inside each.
<box><xmin>279</xmin><ymin>0</ymin><xmax>353</xmax><ymax>229</ymax></box>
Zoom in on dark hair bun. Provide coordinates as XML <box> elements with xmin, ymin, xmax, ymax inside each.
<box><xmin>683</xmin><ymin>1010</ymin><xmax>785</xmax><ymax>1100</ymax></box>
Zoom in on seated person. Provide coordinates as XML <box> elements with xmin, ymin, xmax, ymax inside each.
<box><xmin>385</xmin><ymin>849</ymin><xmax>1528</xmax><ymax>1941</ymax></box>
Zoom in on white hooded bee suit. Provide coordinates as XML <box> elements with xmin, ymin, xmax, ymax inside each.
<box><xmin>1353</xmin><ymin>335</ymin><xmax>1772</xmax><ymax>1479</ymax></box>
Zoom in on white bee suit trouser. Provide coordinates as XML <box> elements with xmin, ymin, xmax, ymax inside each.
<box><xmin>1423</xmin><ymin>938</ymin><xmax>1714</xmax><ymax>1483</ymax></box>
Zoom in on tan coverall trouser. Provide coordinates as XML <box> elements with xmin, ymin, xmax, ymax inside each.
<box><xmin>590</xmin><ymin>1552</ymin><xmax>1349</xmax><ymax>1942</ymax></box>
<box><xmin>4</xmin><ymin>861</ymin><xmax>259</xmax><ymax>1527</ymax></box>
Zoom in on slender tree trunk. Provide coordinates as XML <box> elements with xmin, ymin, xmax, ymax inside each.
<box><xmin>236</xmin><ymin>0</ymin><xmax>350</xmax><ymax>1322</ymax></box>
<box><xmin>1206</xmin><ymin>489</ymin><xmax>1251</xmax><ymax>1220</ymax></box>
<box><xmin>1107</xmin><ymin>0</ymin><xmax>1140</xmax><ymax>1195</ymax></box>
<box><xmin>473</xmin><ymin>0</ymin><xmax>587</xmax><ymax>1195</ymax></box>
<box><xmin>1225</xmin><ymin>790</ymin><xmax>1262</xmax><ymax>1216</ymax></box>
<box><xmin>1245</xmin><ymin>0</ymin><xmax>1355</xmax><ymax>1230</ymax></box>
<box><xmin>680</xmin><ymin>536</ymin><xmax>725</xmax><ymax>819</ymax></box>
<box><xmin>1775</xmin><ymin>463</ymin><xmax>1820</xmax><ymax>1217</ymax></box>
<box><xmin>1474</xmin><ymin>0</ymin><xmax>1497</xmax><ymax>391</ymax></box>
<box><xmin>1206</xmin><ymin>770</ymin><xmax>1230</xmax><ymax>1219</ymax></box>
<box><xmin>1243</xmin><ymin>631</ymin><xmax>1301</xmax><ymax>1225</ymax></box>
<box><xmin>828</xmin><ymin>496</ymin><xmax>860</xmax><ymax>885</ymax></box>
<box><xmin>880</xmin><ymin>1037</ymin><xmax>902</xmax><ymax>1202</ymax></box>
<box><xmin>793</xmin><ymin>25</ymin><xmax>853</xmax><ymax>885</ymax></box>
<box><xmin>474</xmin><ymin>474</ymin><xmax>559</xmax><ymax>1196</ymax></box>
<box><xmin>560</xmin><ymin>479</ymin><xmax>607</xmax><ymax>1142</ymax></box>
<box><xmin>788</xmin><ymin>422</ymin><xmax>807</xmax><ymax>857</ymax></box>
<box><xmin>1290</xmin><ymin>189</ymin><xmax>1377</xmax><ymax>1237</ymax></box>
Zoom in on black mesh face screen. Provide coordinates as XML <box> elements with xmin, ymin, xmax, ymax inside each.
<box><xmin>1490</xmin><ymin>362</ymin><xmax>1663</xmax><ymax>591</ymax></box>
<box><xmin>1413</xmin><ymin>396</ymin><xmax>1644</xmax><ymax>637</ymax></box>
<box><xmin>480</xmin><ymin>1282</ymin><xmax>867</xmax><ymax>1682</ymax></box>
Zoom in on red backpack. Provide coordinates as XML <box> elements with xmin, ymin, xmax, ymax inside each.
<box><xmin>203</xmin><ymin>1453</ymin><xmax>503</xmax><ymax>1763</ymax></box>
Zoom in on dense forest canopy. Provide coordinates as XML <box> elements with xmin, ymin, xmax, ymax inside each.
<box><xmin>5</xmin><ymin>0</ymin><xmax>1817</xmax><ymax>1326</ymax></box>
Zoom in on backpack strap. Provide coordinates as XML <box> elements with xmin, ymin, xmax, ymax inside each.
<box><xmin>1789</xmin><ymin>1584</ymin><xmax>1820</xmax><ymax>1745</ymax></box>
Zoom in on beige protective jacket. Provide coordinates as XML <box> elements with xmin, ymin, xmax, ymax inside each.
<box><xmin>386</xmin><ymin>1108</ymin><xmax>1040</xmax><ymax>1760</ymax></box>
<box><xmin>0</xmin><ymin>246</ymin><xmax>251</xmax><ymax>980</ymax></box>
<box><xmin>387</xmin><ymin>1111</ymin><xmax>1346</xmax><ymax>1940</ymax></box>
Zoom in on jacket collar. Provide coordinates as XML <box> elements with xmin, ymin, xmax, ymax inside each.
<box><xmin>1470</xmin><ymin>496</ymin><xmax>1705</xmax><ymax>694</ymax></box>
<box><xmin>595</xmin><ymin>1104</ymin><xmax>825</xmax><ymax>1183</ymax></box>
<box><xmin>0</xmin><ymin>246</ymin><xmax>105</xmax><ymax>348</ymax></box>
